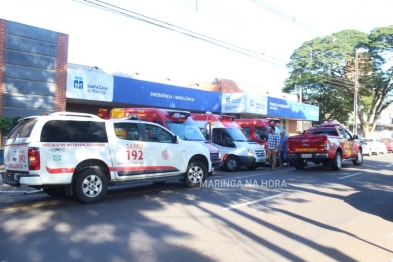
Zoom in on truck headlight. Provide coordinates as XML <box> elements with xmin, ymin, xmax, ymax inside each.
<box><xmin>247</xmin><ymin>149</ymin><xmax>254</xmax><ymax>156</ymax></box>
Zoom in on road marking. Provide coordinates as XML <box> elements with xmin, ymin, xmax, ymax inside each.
<box><xmin>223</xmin><ymin>193</ymin><xmax>285</xmax><ymax>210</ymax></box>
<box><xmin>338</xmin><ymin>172</ymin><xmax>362</xmax><ymax>179</ymax></box>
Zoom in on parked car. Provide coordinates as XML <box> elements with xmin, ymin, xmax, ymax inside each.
<box><xmin>363</xmin><ymin>138</ymin><xmax>388</xmax><ymax>155</ymax></box>
<box><xmin>381</xmin><ymin>138</ymin><xmax>393</xmax><ymax>153</ymax></box>
<box><xmin>357</xmin><ymin>138</ymin><xmax>378</xmax><ymax>156</ymax></box>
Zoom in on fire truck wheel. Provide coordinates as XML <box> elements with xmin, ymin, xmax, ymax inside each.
<box><xmin>294</xmin><ymin>165</ymin><xmax>305</xmax><ymax>170</ymax></box>
<box><xmin>224</xmin><ymin>155</ymin><xmax>240</xmax><ymax>172</ymax></box>
<box><xmin>352</xmin><ymin>150</ymin><xmax>363</xmax><ymax>165</ymax></box>
<box><xmin>43</xmin><ymin>187</ymin><xmax>66</xmax><ymax>197</ymax></box>
<box><xmin>184</xmin><ymin>161</ymin><xmax>208</xmax><ymax>188</ymax></box>
<box><xmin>73</xmin><ymin>168</ymin><xmax>108</xmax><ymax>204</ymax></box>
<box><xmin>294</xmin><ymin>160</ymin><xmax>307</xmax><ymax>170</ymax></box>
<box><xmin>331</xmin><ymin>151</ymin><xmax>342</xmax><ymax>171</ymax></box>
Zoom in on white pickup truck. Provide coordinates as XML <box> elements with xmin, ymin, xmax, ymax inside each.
<box><xmin>2</xmin><ymin>112</ymin><xmax>212</xmax><ymax>203</ymax></box>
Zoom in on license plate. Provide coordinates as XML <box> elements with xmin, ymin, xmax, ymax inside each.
<box><xmin>301</xmin><ymin>154</ymin><xmax>312</xmax><ymax>158</ymax></box>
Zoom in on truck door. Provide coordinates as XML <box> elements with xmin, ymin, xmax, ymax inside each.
<box><xmin>338</xmin><ymin>128</ymin><xmax>352</xmax><ymax>158</ymax></box>
<box><xmin>143</xmin><ymin>123</ymin><xmax>183</xmax><ymax>175</ymax></box>
<box><xmin>111</xmin><ymin>122</ymin><xmax>149</xmax><ymax>179</ymax></box>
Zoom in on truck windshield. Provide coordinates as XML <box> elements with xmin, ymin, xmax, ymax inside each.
<box><xmin>226</xmin><ymin>128</ymin><xmax>251</xmax><ymax>142</ymax></box>
<box><xmin>166</xmin><ymin>121</ymin><xmax>206</xmax><ymax>141</ymax></box>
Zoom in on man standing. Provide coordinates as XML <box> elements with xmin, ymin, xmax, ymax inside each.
<box><xmin>278</xmin><ymin>131</ymin><xmax>290</xmax><ymax>168</ymax></box>
<box><xmin>267</xmin><ymin>126</ymin><xmax>280</xmax><ymax>171</ymax></box>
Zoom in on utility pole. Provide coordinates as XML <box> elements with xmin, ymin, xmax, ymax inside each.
<box><xmin>354</xmin><ymin>49</ymin><xmax>359</xmax><ymax>135</ymax></box>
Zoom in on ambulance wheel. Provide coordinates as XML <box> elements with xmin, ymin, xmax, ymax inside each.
<box><xmin>184</xmin><ymin>161</ymin><xmax>207</xmax><ymax>188</ymax></box>
<box><xmin>73</xmin><ymin>168</ymin><xmax>107</xmax><ymax>204</ymax></box>
<box><xmin>224</xmin><ymin>155</ymin><xmax>240</xmax><ymax>172</ymax></box>
<box><xmin>43</xmin><ymin>187</ymin><xmax>66</xmax><ymax>197</ymax></box>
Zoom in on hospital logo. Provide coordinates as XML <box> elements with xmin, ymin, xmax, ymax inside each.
<box><xmin>74</xmin><ymin>76</ymin><xmax>83</xmax><ymax>89</ymax></box>
<box><xmin>226</xmin><ymin>95</ymin><xmax>231</xmax><ymax>102</ymax></box>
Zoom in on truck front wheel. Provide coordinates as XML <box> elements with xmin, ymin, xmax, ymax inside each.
<box><xmin>353</xmin><ymin>150</ymin><xmax>363</xmax><ymax>165</ymax></box>
<box><xmin>73</xmin><ymin>168</ymin><xmax>107</xmax><ymax>204</ymax></box>
<box><xmin>331</xmin><ymin>152</ymin><xmax>342</xmax><ymax>171</ymax></box>
<box><xmin>183</xmin><ymin>161</ymin><xmax>208</xmax><ymax>188</ymax></box>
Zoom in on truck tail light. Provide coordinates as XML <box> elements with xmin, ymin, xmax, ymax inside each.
<box><xmin>28</xmin><ymin>147</ymin><xmax>40</xmax><ymax>170</ymax></box>
<box><xmin>323</xmin><ymin>139</ymin><xmax>330</xmax><ymax>150</ymax></box>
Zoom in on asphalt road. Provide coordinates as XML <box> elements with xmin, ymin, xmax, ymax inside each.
<box><xmin>0</xmin><ymin>154</ymin><xmax>393</xmax><ymax>262</ymax></box>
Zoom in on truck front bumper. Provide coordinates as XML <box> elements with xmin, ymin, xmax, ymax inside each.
<box><xmin>238</xmin><ymin>156</ymin><xmax>267</xmax><ymax>167</ymax></box>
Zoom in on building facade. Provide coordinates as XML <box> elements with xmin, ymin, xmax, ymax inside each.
<box><xmin>0</xmin><ymin>19</ymin><xmax>320</xmax><ymax>145</ymax></box>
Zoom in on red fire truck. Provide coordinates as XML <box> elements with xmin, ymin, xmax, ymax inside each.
<box><xmin>99</xmin><ymin>108</ymin><xmax>222</xmax><ymax>174</ymax></box>
<box><xmin>191</xmin><ymin>112</ymin><xmax>266</xmax><ymax>171</ymax></box>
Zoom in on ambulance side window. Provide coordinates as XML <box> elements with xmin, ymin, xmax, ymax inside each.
<box><xmin>144</xmin><ymin>124</ymin><xmax>172</xmax><ymax>143</ymax></box>
<box><xmin>113</xmin><ymin>123</ymin><xmax>140</xmax><ymax>141</ymax></box>
<box><xmin>255</xmin><ymin>126</ymin><xmax>268</xmax><ymax>141</ymax></box>
<box><xmin>212</xmin><ymin>128</ymin><xmax>223</xmax><ymax>145</ymax></box>
<box><xmin>242</xmin><ymin>127</ymin><xmax>251</xmax><ymax>136</ymax></box>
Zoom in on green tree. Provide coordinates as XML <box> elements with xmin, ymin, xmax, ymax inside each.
<box><xmin>284</xmin><ymin>26</ymin><xmax>393</xmax><ymax>137</ymax></box>
<box><xmin>0</xmin><ymin>116</ymin><xmax>11</xmax><ymax>147</ymax></box>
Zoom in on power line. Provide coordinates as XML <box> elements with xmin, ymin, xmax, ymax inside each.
<box><xmin>249</xmin><ymin>0</ymin><xmax>323</xmax><ymax>36</ymax></box>
<box><xmin>74</xmin><ymin>0</ymin><xmax>287</xmax><ymax>67</ymax></box>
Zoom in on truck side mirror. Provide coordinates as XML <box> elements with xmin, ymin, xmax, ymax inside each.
<box><xmin>172</xmin><ymin>135</ymin><xmax>179</xmax><ymax>143</ymax></box>
<box><xmin>205</xmin><ymin>134</ymin><xmax>211</xmax><ymax>141</ymax></box>
<box><xmin>353</xmin><ymin>135</ymin><xmax>358</xmax><ymax>139</ymax></box>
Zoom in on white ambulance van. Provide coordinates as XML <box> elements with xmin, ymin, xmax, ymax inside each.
<box><xmin>191</xmin><ymin>112</ymin><xmax>266</xmax><ymax>171</ymax></box>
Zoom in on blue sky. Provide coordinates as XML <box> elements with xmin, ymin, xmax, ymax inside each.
<box><xmin>1</xmin><ymin>0</ymin><xmax>393</xmax><ymax>89</ymax></box>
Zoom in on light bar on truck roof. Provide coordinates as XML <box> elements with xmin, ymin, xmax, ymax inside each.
<box><xmin>265</xmin><ymin>118</ymin><xmax>280</xmax><ymax>124</ymax></box>
<box><xmin>127</xmin><ymin>115</ymin><xmax>141</xmax><ymax>120</ymax></box>
<box><xmin>166</xmin><ymin>109</ymin><xmax>191</xmax><ymax>118</ymax></box>
<box><xmin>219</xmin><ymin>115</ymin><xmax>237</xmax><ymax>121</ymax></box>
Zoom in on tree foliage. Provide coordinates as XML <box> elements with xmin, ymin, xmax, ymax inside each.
<box><xmin>284</xmin><ymin>25</ymin><xmax>393</xmax><ymax>136</ymax></box>
<box><xmin>0</xmin><ymin>116</ymin><xmax>10</xmax><ymax>130</ymax></box>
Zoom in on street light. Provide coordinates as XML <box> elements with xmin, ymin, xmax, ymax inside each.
<box><xmin>89</xmin><ymin>66</ymin><xmax>99</xmax><ymax>72</ymax></box>
<box><xmin>128</xmin><ymin>72</ymin><xmax>139</xmax><ymax>78</ymax></box>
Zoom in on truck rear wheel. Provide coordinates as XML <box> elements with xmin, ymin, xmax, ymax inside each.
<box><xmin>331</xmin><ymin>152</ymin><xmax>342</xmax><ymax>171</ymax></box>
<box><xmin>352</xmin><ymin>150</ymin><xmax>363</xmax><ymax>165</ymax></box>
<box><xmin>224</xmin><ymin>155</ymin><xmax>240</xmax><ymax>172</ymax></box>
<box><xmin>184</xmin><ymin>161</ymin><xmax>207</xmax><ymax>188</ymax></box>
<box><xmin>73</xmin><ymin>168</ymin><xmax>107</xmax><ymax>204</ymax></box>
